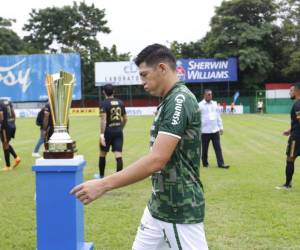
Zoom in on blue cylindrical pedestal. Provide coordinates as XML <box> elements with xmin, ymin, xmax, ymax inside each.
<box><xmin>32</xmin><ymin>155</ymin><xmax>93</xmax><ymax>250</ymax></box>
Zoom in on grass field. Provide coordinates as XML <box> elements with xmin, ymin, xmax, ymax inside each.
<box><xmin>0</xmin><ymin>114</ymin><xmax>300</xmax><ymax>250</ymax></box>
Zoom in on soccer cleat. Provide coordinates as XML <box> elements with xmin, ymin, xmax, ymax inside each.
<box><xmin>276</xmin><ymin>184</ymin><xmax>292</xmax><ymax>190</ymax></box>
<box><xmin>93</xmin><ymin>173</ymin><xmax>104</xmax><ymax>179</ymax></box>
<box><xmin>12</xmin><ymin>156</ymin><xmax>21</xmax><ymax>169</ymax></box>
<box><xmin>32</xmin><ymin>152</ymin><xmax>41</xmax><ymax>158</ymax></box>
<box><xmin>218</xmin><ymin>164</ymin><xmax>230</xmax><ymax>169</ymax></box>
<box><xmin>2</xmin><ymin>166</ymin><xmax>11</xmax><ymax>171</ymax></box>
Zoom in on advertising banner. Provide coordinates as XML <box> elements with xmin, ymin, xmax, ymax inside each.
<box><xmin>0</xmin><ymin>53</ymin><xmax>81</xmax><ymax>101</ymax></box>
<box><xmin>176</xmin><ymin>58</ymin><xmax>237</xmax><ymax>83</ymax></box>
<box><xmin>95</xmin><ymin>61</ymin><xmax>140</xmax><ymax>86</ymax></box>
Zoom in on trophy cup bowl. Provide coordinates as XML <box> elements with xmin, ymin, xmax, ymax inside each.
<box><xmin>43</xmin><ymin>71</ymin><xmax>77</xmax><ymax>159</ymax></box>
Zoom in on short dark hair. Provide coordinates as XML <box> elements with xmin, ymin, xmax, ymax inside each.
<box><xmin>293</xmin><ymin>82</ymin><xmax>300</xmax><ymax>90</ymax></box>
<box><xmin>103</xmin><ymin>84</ymin><xmax>114</xmax><ymax>96</ymax></box>
<box><xmin>134</xmin><ymin>44</ymin><xmax>176</xmax><ymax>70</ymax></box>
<box><xmin>204</xmin><ymin>89</ymin><xmax>212</xmax><ymax>94</ymax></box>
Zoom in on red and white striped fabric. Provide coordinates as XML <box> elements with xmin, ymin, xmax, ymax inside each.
<box><xmin>265</xmin><ymin>83</ymin><xmax>292</xmax><ymax>99</ymax></box>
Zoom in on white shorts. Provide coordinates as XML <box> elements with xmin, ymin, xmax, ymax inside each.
<box><xmin>132</xmin><ymin>207</ymin><xmax>208</xmax><ymax>250</ymax></box>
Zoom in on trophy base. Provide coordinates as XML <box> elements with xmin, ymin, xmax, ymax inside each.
<box><xmin>44</xmin><ymin>141</ymin><xmax>77</xmax><ymax>159</ymax></box>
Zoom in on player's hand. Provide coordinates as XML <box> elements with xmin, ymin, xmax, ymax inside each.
<box><xmin>100</xmin><ymin>134</ymin><xmax>106</xmax><ymax>146</ymax></box>
<box><xmin>219</xmin><ymin>130</ymin><xmax>223</xmax><ymax>135</ymax></box>
<box><xmin>70</xmin><ymin>179</ymin><xmax>107</xmax><ymax>205</ymax></box>
<box><xmin>283</xmin><ymin>130</ymin><xmax>290</xmax><ymax>136</ymax></box>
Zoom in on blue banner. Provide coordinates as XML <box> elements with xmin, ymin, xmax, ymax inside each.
<box><xmin>0</xmin><ymin>53</ymin><xmax>81</xmax><ymax>101</ymax></box>
<box><xmin>176</xmin><ymin>58</ymin><xmax>237</xmax><ymax>83</ymax></box>
<box><xmin>233</xmin><ymin>91</ymin><xmax>240</xmax><ymax>103</ymax></box>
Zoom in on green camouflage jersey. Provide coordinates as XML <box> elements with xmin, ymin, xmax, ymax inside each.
<box><xmin>148</xmin><ymin>81</ymin><xmax>205</xmax><ymax>224</ymax></box>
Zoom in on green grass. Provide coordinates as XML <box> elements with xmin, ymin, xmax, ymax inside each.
<box><xmin>0</xmin><ymin>114</ymin><xmax>300</xmax><ymax>250</ymax></box>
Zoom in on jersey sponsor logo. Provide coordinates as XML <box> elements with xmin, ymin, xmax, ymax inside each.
<box><xmin>110</xmin><ymin>100</ymin><xmax>119</xmax><ymax>105</ymax></box>
<box><xmin>171</xmin><ymin>94</ymin><xmax>185</xmax><ymax>125</ymax></box>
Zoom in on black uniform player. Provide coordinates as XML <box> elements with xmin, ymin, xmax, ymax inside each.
<box><xmin>277</xmin><ymin>83</ymin><xmax>300</xmax><ymax>189</ymax></box>
<box><xmin>0</xmin><ymin>99</ymin><xmax>21</xmax><ymax>171</ymax></box>
<box><xmin>98</xmin><ymin>84</ymin><xmax>127</xmax><ymax>178</ymax></box>
<box><xmin>42</xmin><ymin>103</ymin><xmax>54</xmax><ymax>144</ymax></box>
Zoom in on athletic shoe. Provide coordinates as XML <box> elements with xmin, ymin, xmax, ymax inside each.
<box><xmin>218</xmin><ymin>164</ymin><xmax>230</xmax><ymax>169</ymax></box>
<box><xmin>2</xmin><ymin>166</ymin><xmax>11</xmax><ymax>171</ymax></box>
<box><xmin>12</xmin><ymin>156</ymin><xmax>21</xmax><ymax>169</ymax></box>
<box><xmin>203</xmin><ymin>164</ymin><xmax>209</xmax><ymax>168</ymax></box>
<box><xmin>276</xmin><ymin>184</ymin><xmax>292</xmax><ymax>190</ymax></box>
<box><xmin>32</xmin><ymin>152</ymin><xmax>41</xmax><ymax>157</ymax></box>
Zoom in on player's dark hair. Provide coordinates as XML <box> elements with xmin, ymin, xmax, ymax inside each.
<box><xmin>134</xmin><ymin>44</ymin><xmax>176</xmax><ymax>71</ymax></box>
<box><xmin>293</xmin><ymin>82</ymin><xmax>300</xmax><ymax>90</ymax></box>
<box><xmin>103</xmin><ymin>84</ymin><xmax>114</xmax><ymax>96</ymax></box>
<box><xmin>204</xmin><ymin>89</ymin><xmax>212</xmax><ymax>94</ymax></box>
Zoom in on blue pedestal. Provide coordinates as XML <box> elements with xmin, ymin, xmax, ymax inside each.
<box><xmin>32</xmin><ymin>155</ymin><xmax>94</xmax><ymax>250</ymax></box>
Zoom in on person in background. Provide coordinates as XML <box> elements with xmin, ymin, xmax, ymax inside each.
<box><xmin>98</xmin><ymin>84</ymin><xmax>127</xmax><ymax>179</ymax></box>
<box><xmin>230</xmin><ymin>101</ymin><xmax>235</xmax><ymax>113</ymax></box>
<box><xmin>0</xmin><ymin>99</ymin><xmax>21</xmax><ymax>171</ymax></box>
<box><xmin>199</xmin><ymin>89</ymin><xmax>230</xmax><ymax>169</ymax></box>
<box><xmin>32</xmin><ymin>102</ymin><xmax>50</xmax><ymax>157</ymax></box>
<box><xmin>277</xmin><ymin>83</ymin><xmax>300</xmax><ymax>189</ymax></box>
<box><xmin>257</xmin><ymin>100</ymin><xmax>264</xmax><ymax>114</ymax></box>
<box><xmin>222</xmin><ymin>101</ymin><xmax>227</xmax><ymax>113</ymax></box>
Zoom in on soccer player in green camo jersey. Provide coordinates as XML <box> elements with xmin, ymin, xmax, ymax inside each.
<box><xmin>71</xmin><ymin>44</ymin><xmax>208</xmax><ymax>250</ymax></box>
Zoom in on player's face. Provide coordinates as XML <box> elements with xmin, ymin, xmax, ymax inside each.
<box><xmin>138</xmin><ymin>62</ymin><xmax>163</xmax><ymax>96</ymax></box>
<box><xmin>204</xmin><ymin>91</ymin><xmax>213</xmax><ymax>102</ymax></box>
<box><xmin>290</xmin><ymin>86</ymin><xmax>295</xmax><ymax>100</ymax></box>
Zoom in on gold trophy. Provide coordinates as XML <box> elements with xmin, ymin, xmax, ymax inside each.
<box><xmin>43</xmin><ymin>71</ymin><xmax>77</xmax><ymax>159</ymax></box>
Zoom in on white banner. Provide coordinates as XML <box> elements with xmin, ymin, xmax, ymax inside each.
<box><xmin>15</xmin><ymin>108</ymin><xmax>39</xmax><ymax>118</ymax></box>
<box><xmin>125</xmin><ymin>107</ymin><xmax>156</xmax><ymax>116</ymax></box>
<box><xmin>14</xmin><ymin>105</ymin><xmax>243</xmax><ymax>118</ymax></box>
<box><xmin>95</xmin><ymin>61</ymin><xmax>141</xmax><ymax>86</ymax></box>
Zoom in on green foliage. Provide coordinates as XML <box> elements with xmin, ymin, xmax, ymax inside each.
<box><xmin>1</xmin><ymin>115</ymin><xmax>300</xmax><ymax>249</ymax></box>
<box><xmin>0</xmin><ymin>17</ymin><xmax>25</xmax><ymax>55</ymax></box>
<box><xmin>0</xmin><ymin>28</ymin><xmax>24</xmax><ymax>55</ymax></box>
<box><xmin>170</xmin><ymin>40</ymin><xmax>205</xmax><ymax>59</ymax></box>
<box><xmin>0</xmin><ymin>17</ymin><xmax>15</xmax><ymax>27</ymax></box>
<box><xmin>23</xmin><ymin>2</ymin><xmax>110</xmax><ymax>52</ymax></box>
<box><xmin>22</xmin><ymin>1</ymin><xmax>130</xmax><ymax>98</ymax></box>
<box><xmin>201</xmin><ymin>0</ymin><xmax>279</xmax><ymax>89</ymax></box>
<box><xmin>170</xmin><ymin>0</ymin><xmax>300</xmax><ymax>90</ymax></box>
<box><xmin>278</xmin><ymin>0</ymin><xmax>300</xmax><ymax>80</ymax></box>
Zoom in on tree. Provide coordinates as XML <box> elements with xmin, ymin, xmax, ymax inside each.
<box><xmin>203</xmin><ymin>0</ymin><xmax>280</xmax><ymax>89</ymax></box>
<box><xmin>170</xmin><ymin>40</ymin><xmax>206</xmax><ymax>59</ymax></box>
<box><xmin>0</xmin><ymin>17</ymin><xmax>24</xmax><ymax>54</ymax></box>
<box><xmin>278</xmin><ymin>0</ymin><xmax>300</xmax><ymax>81</ymax></box>
<box><xmin>170</xmin><ymin>0</ymin><xmax>283</xmax><ymax>90</ymax></box>
<box><xmin>23</xmin><ymin>2</ymin><xmax>129</xmax><ymax>99</ymax></box>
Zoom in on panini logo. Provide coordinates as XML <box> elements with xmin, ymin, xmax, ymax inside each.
<box><xmin>171</xmin><ymin>94</ymin><xmax>185</xmax><ymax>125</ymax></box>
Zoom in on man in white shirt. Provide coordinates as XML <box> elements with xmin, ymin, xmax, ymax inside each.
<box><xmin>198</xmin><ymin>89</ymin><xmax>229</xmax><ymax>169</ymax></box>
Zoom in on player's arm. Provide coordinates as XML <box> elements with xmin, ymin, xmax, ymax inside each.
<box><xmin>0</xmin><ymin>111</ymin><xmax>3</xmax><ymax>131</ymax></box>
<box><xmin>121</xmin><ymin>103</ymin><xmax>127</xmax><ymax>128</ymax></box>
<box><xmin>0</xmin><ymin>110</ymin><xmax>4</xmax><ymax>129</ymax></box>
<box><xmin>71</xmin><ymin>133</ymin><xmax>179</xmax><ymax>205</ymax></box>
<box><xmin>11</xmin><ymin>104</ymin><xmax>16</xmax><ymax>120</ymax></box>
<box><xmin>216</xmin><ymin>102</ymin><xmax>224</xmax><ymax>134</ymax></box>
<box><xmin>100</xmin><ymin>112</ymin><xmax>107</xmax><ymax>146</ymax></box>
<box><xmin>42</xmin><ymin>111</ymin><xmax>50</xmax><ymax>137</ymax></box>
<box><xmin>122</xmin><ymin>114</ymin><xmax>128</xmax><ymax>128</ymax></box>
